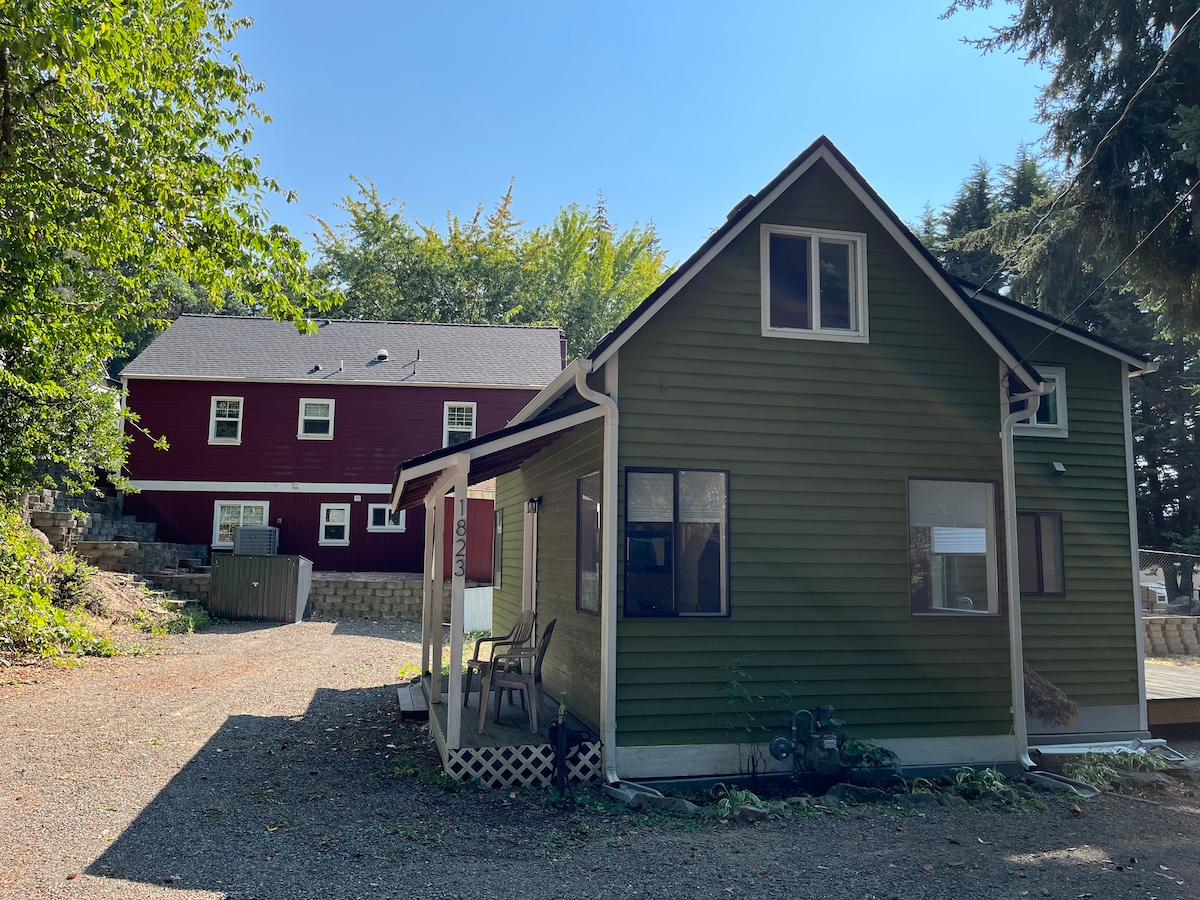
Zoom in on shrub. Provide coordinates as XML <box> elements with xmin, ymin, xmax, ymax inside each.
<box><xmin>0</xmin><ymin>502</ymin><xmax>114</xmax><ymax>658</ymax></box>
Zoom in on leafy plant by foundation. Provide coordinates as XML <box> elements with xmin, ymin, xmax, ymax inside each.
<box><xmin>1062</xmin><ymin>750</ymin><xmax>1171</xmax><ymax>791</ymax></box>
<box><xmin>711</xmin><ymin>782</ymin><xmax>768</xmax><ymax>820</ymax></box>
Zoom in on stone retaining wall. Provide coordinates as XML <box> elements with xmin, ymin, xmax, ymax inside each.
<box><xmin>143</xmin><ymin>570</ymin><xmax>457</xmax><ymax>620</ymax></box>
<box><xmin>1144</xmin><ymin>616</ymin><xmax>1200</xmax><ymax>656</ymax></box>
<box><xmin>145</xmin><ymin>572</ymin><xmax>213</xmax><ymax>603</ymax></box>
<box><xmin>75</xmin><ymin>540</ymin><xmax>209</xmax><ymax>576</ymax></box>
<box><xmin>308</xmin><ymin>574</ymin><xmax>452</xmax><ymax>620</ymax></box>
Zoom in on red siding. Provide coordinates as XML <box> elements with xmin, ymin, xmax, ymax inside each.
<box><xmin>442</xmin><ymin>496</ymin><xmax>495</xmax><ymax>583</ymax></box>
<box><xmin>121</xmin><ymin>378</ymin><xmax>527</xmax><ymax>576</ymax></box>
<box><xmin>124</xmin><ymin>379</ymin><xmax>535</xmax><ymax>483</ymax></box>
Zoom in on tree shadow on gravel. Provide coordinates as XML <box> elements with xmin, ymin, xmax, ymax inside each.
<box><xmin>86</xmin><ymin>684</ymin><xmax>498</xmax><ymax>900</ymax></box>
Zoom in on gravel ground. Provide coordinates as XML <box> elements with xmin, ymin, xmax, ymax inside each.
<box><xmin>3</xmin><ymin>618</ymin><xmax>1200</xmax><ymax>900</ymax></box>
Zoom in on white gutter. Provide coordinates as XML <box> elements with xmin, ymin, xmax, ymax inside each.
<box><xmin>1000</xmin><ymin>370</ymin><xmax>1052</xmax><ymax>769</ymax></box>
<box><xmin>509</xmin><ymin>359</ymin><xmax>583</xmax><ymax>426</ymax></box>
<box><xmin>572</xmin><ymin>361</ymin><xmax>621</xmax><ymax>784</ymax></box>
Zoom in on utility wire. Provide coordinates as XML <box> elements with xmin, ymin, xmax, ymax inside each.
<box><xmin>964</xmin><ymin>6</ymin><xmax>1200</xmax><ymax>302</ymax></box>
<box><xmin>1011</xmin><ymin>181</ymin><xmax>1199</xmax><ymax>371</ymax></box>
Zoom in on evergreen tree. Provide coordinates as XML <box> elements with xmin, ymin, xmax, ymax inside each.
<box><xmin>947</xmin><ymin>1</ymin><xmax>1200</xmax><ymax>326</ymax></box>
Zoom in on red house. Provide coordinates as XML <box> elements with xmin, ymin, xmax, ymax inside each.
<box><xmin>120</xmin><ymin>316</ymin><xmax>564</xmax><ymax>575</ymax></box>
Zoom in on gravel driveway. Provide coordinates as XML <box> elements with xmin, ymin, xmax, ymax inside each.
<box><xmin>3</xmin><ymin>618</ymin><xmax>1199</xmax><ymax>900</ymax></box>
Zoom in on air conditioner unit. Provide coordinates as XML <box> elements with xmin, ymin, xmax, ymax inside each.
<box><xmin>232</xmin><ymin>525</ymin><xmax>279</xmax><ymax>556</ymax></box>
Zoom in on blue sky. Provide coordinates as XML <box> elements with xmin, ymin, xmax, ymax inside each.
<box><xmin>231</xmin><ymin>0</ymin><xmax>1049</xmax><ymax>265</ymax></box>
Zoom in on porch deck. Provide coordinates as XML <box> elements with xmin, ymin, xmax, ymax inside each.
<box><xmin>1146</xmin><ymin>662</ymin><xmax>1200</xmax><ymax>726</ymax></box>
<box><xmin>421</xmin><ymin>678</ymin><xmax>603</xmax><ymax>787</ymax></box>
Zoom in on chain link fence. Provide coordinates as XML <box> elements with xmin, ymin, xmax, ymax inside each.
<box><xmin>1138</xmin><ymin>549</ymin><xmax>1200</xmax><ymax>614</ymax></box>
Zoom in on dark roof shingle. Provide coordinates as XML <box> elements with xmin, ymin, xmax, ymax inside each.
<box><xmin>120</xmin><ymin>316</ymin><xmax>564</xmax><ymax>387</ymax></box>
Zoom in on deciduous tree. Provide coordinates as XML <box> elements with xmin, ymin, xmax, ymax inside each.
<box><xmin>0</xmin><ymin>1</ymin><xmax>327</xmax><ymax>492</ymax></box>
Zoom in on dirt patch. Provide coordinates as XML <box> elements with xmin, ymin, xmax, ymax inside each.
<box><xmin>3</xmin><ymin>620</ymin><xmax>1200</xmax><ymax>900</ymax></box>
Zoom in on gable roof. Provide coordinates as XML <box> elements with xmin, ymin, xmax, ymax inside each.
<box><xmin>120</xmin><ymin>316</ymin><xmax>565</xmax><ymax>388</ymax></box>
<box><xmin>589</xmin><ymin>137</ymin><xmax>1040</xmax><ymax>383</ymax></box>
<box><xmin>516</xmin><ymin>137</ymin><xmax>1051</xmax><ymax>424</ymax></box>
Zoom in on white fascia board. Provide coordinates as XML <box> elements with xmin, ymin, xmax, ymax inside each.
<box><xmin>972</xmin><ymin>293</ymin><xmax>1150</xmax><ymax>370</ymax></box>
<box><xmin>121</xmin><ymin>373</ymin><xmax>552</xmax><ymax>391</ymax></box>
<box><xmin>391</xmin><ymin>404</ymin><xmax>606</xmax><ymax>508</ymax></box>
<box><xmin>508</xmin><ymin>359</ymin><xmax>584</xmax><ymax>426</ymax></box>
<box><xmin>590</xmin><ymin>145</ymin><xmax>1040</xmax><ymax>391</ymax></box>
<box><xmin>130</xmin><ymin>480</ymin><xmax>392</xmax><ymax>494</ymax></box>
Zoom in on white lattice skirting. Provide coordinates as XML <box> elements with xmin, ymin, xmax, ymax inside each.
<box><xmin>429</xmin><ymin>706</ymin><xmax>602</xmax><ymax>788</ymax></box>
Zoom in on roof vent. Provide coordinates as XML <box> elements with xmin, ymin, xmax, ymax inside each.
<box><xmin>377</xmin><ymin>349</ymin><xmax>389</xmax><ymax>361</ymax></box>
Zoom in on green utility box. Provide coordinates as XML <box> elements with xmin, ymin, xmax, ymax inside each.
<box><xmin>210</xmin><ymin>554</ymin><xmax>313</xmax><ymax>623</ymax></box>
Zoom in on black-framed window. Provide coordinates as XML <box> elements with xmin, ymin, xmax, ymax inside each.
<box><xmin>624</xmin><ymin>468</ymin><xmax>728</xmax><ymax>617</ymax></box>
<box><xmin>577</xmin><ymin>473</ymin><xmax>601</xmax><ymax>614</ymax></box>
<box><xmin>1017</xmin><ymin>511</ymin><xmax>1065</xmax><ymax>596</ymax></box>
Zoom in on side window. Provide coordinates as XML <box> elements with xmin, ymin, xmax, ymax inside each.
<box><xmin>297</xmin><ymin>398</ymin><xmax>335</xmax><ymax>440</ymax></box>
<box><xmin>761</xmin><ymin>225</ymin><xmax>868</xmax><ymax>342</ymax></box>
<box><xmin>1017</xmin><ymin>511</ymin><xmax>1065</xmax><ymax>596</ymax></box>
<box><xmin>624</xmin><ymin>469</ymin><xmax>728</xmax><ymax>617</ymax></box>
<box><xmin>366</xmin><ymin>503</ymin><xmax>406</xmax><ymax>532</ymax></box>
<box><xmin>319</xmin><ymin>503</ymin><xmax>351</xmax><ymax>546</ymax></box>
<box><xmin>577</xmin><ymin>473</ymin><xmax>601</xmax><ymax>614</ymax></box>
<box><xmin>209</xmin><ymin>396</ymin><xmax>244</xmax><ymax>444</ymax></box>
<box><xmin>909</xmin><ymin>478</ymin><xmax>1000</xmax><ymax>615</ymax></box>
<box><xmin>212</xmin><ymin>500</ymin><xmax>267</xmax><ymax>547</ymax></box>
<box><xmin>443</xmin><ymin>402</ymin><xmax>477</xmax><ymax>447</ymax></box>
<box><xmin>1014</xmin><ymin>366</ymin><xmax>1068</xmax><ymax>438</ymax></box>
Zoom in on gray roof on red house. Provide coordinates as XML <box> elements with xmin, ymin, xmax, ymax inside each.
<box><xmin>120</xmin><ymin>315</ymin><xmax>565</xmax><ymax>388</ymax></box>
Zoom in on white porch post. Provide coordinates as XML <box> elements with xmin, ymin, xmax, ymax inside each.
<box><xmin>428</xmin><ymin>492</ymin><xmax>446</xmax><ymax>704</ymax></box>
<box><xmin>446</xmin><ymin>457</ymin><xmax>470</xmax><ymax>747</ymax></box>
<box><xmin>421</xmin><ymin>494</ymin><xmax>438</xmax><ymax>687</ymax></box>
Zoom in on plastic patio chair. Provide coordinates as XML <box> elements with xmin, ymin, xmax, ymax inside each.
<box><xmin>462</xmin><ymin>609</ymin><xmax>536</xmax><ymax>705</ymax></box>
<box><xmin>478</xmin><ymin>618</ymin><xmax>557</xmax><ymax>733</ymax></box>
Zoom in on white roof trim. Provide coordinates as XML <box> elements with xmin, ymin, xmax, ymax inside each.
<box><xmin>972</xmin><ymin>293</ymin><xmax>1150</xmax><ymax>370</ymax></box>
<box><xmin>391</xmin><ymin>404</ymin><xmax>605</xmax><ymax>508</ymax></box>
<box><xmin>122</xmin><ymin>373</ymin><xmax>552</xmax><ymax>391</ymax></box>
<box><xmin>589</xmin><ymin>143</ymin><xmax>1041</xmax><ymax>392</ymax></box>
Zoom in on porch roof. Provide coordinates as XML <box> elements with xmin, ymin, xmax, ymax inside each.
<box><xmin>390</xmin><ymin>402</ymin><xmax>603</xmax><ymax>510</ymax></box>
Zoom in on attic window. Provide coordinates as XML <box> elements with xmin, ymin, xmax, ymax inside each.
<box><xmin>761</xmin><ymin>225</ymin><xmax>868</xmax><ymax>342</ymax></box>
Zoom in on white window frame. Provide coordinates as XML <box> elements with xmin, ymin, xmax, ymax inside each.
<box><xmin>908</xmin><ymin>478</ymin><xmax>1000</xmax><ymax>617</ymax></box>
<box><xmin>443</xmin><ymin>401</ymin><xmax>477</xmax><ymax>447</ymax></box>
<box><xmin>760</xmin><ymin>224</ymin><xmax>869</xmax><ymax>343</ymax></box>
<box><xmin>318</xmin><ymin>502</ymin><xmax>352</xmax><ymax>546</ymax></box>
<box><xmin>1014</xmin><ymin>366</ymin><xmax>1068</xmax><ymax>438</ymax></box>
<box><xmin>208</xmin><ymin>396</ymin><xmax>244</xmax><ymax>445</ymax></box>
<box><xmin>211</xmin><ymin>500</ymin><xmax>268</xmax><ymax>548</ymax></box>
<box><xmin>297</xmin><ymin>398</ymin><xmax>336</xmax><ymax>440</ymax></box>
<box><xmin>366</xmin><ymin>502</ymin><xmax>406</xmax><ymax>532</ymax></box>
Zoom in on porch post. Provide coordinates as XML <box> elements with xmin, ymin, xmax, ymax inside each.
<box><xmin>446</xmin><ymin>457</ymin><xmax>470</xmax><ymax>747</ymax></box>
<box><xmin>429</xmin><ymin>489</ymin><xmax>447</xmax><ymax>704</ymax></box>
<box><xmin>420</xmin><ymin>494</ymin><xmax>438</xmax><ymax>686</ymax></box>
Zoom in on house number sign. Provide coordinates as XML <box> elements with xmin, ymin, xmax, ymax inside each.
<box><xmin>453</xmin><ymin>497</ymin><xmax>467</xmax><ymax>578</ymax></box>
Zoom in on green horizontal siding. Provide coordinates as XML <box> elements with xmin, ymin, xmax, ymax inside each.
<box><xmin>615</xmin><ymin>159</ymin><xmax>1014</xmax><ymax>748</ymax></box>
<box><xmin>979</xmin><ymin>309</ymin><xmax>1141</xmax><ymax>711</ymax></box>
<box><xmin>494</xmin><ymin>420</ymin><xmax>603</xmax><ymax>732</ymax></box>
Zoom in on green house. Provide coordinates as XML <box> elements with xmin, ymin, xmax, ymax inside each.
<box><xmin>392</xmin><ymin>137</ymin><xmax>1155</xmax><ymax>787</ymax></box>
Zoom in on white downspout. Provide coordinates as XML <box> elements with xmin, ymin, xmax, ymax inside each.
<box><xmin>574</xmin><ymin>361</ymin><xmax>621</xmax><ymax>784</ymax></box>
<box><xmin>1001</xmin><ymin>371</ymin><xmax>1050</xmax><ymax>769</ymax></box>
